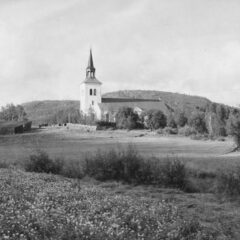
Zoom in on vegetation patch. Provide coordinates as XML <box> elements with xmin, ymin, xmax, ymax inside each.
<box><xmin>23</xmin><ymin>146</ymin><xmax>189</xmax><ymax>191</ymax></box>
<box><xmin>216</xmin><ymin>167</ymin><xmax>240</xmax><ymax>197</ymax></box>
<box><xmin>0</xmin><ymin>169</ymin><xmax>222</xmax><ymax>240</ymax></box>
<box><xmin>24</xmin><ymin>150</ymin><xmax>63</xmax><ymax>174</ymax></box>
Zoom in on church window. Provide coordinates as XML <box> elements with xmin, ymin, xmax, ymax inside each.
<box><xmin>90</xmin><ymin>89</ymin><xmax>92</xmax><ymax>95</ymax></box>
<box><xmin>94</xmin><ymin>89</ymin><xmax>96</xmax><ymax>95</ymax></box>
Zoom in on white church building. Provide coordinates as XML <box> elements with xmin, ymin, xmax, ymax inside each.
<box><xmin>80</xmin><ymin>50</ymin><xmax>169</xmax><ymax>122</ymax></box>
<box><xmin>80</xmin><ymin>49</ymin><xmax>102</xmax><ymax>119</ymax></box>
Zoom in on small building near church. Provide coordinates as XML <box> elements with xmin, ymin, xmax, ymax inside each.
<box><xmin>79</xmin><ymin>50</ymin><xmax>170</xmax><ymax>121</ymax></box>
<box><xmin>0</xmin><ymin>121</ymin><xmax>32</xmax><ymax>135</ymax></box>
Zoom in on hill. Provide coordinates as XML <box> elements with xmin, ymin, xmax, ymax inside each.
<box><xmin>23</xmin><ymin>100</ymin><xmax>79</xmax><ymax>125</ymax></box>
<box><xmin>103</xmin><ymin>90</ymin><xmax>211</xmax><ymax>114</ymax></box>
<box><xmin>22</xmin><ymin>91</ymin><xmax>216</xmax><ymax>125</ymax></box>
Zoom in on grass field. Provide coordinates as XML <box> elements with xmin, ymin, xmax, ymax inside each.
<box><xmin>0</xmin><ymin>127</ymin><xmax>239</xmax><ymax>172</ymax></box>
<box><xmin>1</xmin><ymin>127</ymin><xmax>240</xmax><ymax>239</ymax></box>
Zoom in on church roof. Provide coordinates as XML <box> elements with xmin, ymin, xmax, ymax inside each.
<box><xmin>87</xmin><ymin>49</ymin><xmax>95</xmax><ymax>70</ymax></box>
<box><xmin>82</xmin><ymin>77</ymin><xmax>102</xmax><ymax>84</ymax></box>
<box><xmin>82</xmin><ymin>49</ymin><xmax>102</xmax><ymax>84</ymax></box>
<box><xmin>98</xmin><ymin>99</ymin><xmax>170</xmax><ymax>115</ymax></box>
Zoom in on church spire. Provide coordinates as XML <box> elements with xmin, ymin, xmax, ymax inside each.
<box><xmin>86</xmin><ymin>49</ymin><xmax>95</xmax><ymax>78</ymax></box>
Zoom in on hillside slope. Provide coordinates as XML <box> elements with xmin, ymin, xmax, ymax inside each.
<box><xmin>103</xmin><ymin>90</ymin><xmax>211</xmax><ymax>114</ymax></box>
<box><xmin>23</xmin><ymin>90</ymin><xmax>212</xmax><ymax>124</ymax></box>
<box><xmin>23</xmin><ymin>100</ymin><xmax>79</xmax><ymax>125</ymax></box>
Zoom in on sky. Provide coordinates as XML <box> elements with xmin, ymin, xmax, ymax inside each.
<box><xmin>0</xmin><ymin>0</ymin><xmax>240</xmax><ymax>107</ymax></box>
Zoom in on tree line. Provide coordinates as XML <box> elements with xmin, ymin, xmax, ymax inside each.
<box><xmin>111</xmin><ymin>104</ymin><xmax>240</xmax><ymax>150</ymax></box>
<box><xmin>0</xmin><ymin>104</ymin><xmax>27</xmax><ymax>122</ymax></box>
<box><xmin>2</xmin><ymin>102</ymin><xmax>240</xmax><ymax>150</ymax></box>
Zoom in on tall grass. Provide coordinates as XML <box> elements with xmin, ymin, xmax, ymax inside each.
<box><xmin>216</xmin><ymin>167</ymin><xmax>240</xmax><ymax>197</ymax></box>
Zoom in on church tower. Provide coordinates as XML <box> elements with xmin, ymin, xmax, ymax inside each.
<box><xmin>80</xmin><ymin>49</ymin><xmax>102</xmax><ymax>119</ymax></box>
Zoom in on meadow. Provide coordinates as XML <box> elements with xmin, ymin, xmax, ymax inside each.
<box><xmin>0</xmin><ymin>127</ymin><xmax>239</xmax><ymax>172</ymax></box>
<box><xmin>1</xmin><ymin>127</ymin><xmax>240</xmax><ymax>239</ymax></box>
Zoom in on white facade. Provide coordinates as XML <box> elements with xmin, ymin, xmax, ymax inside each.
<box><xmin>80</xmin><ymin>50</ymin><xmax>102</xmax><ymax>120</ymax></box>
<box><xmin>80</xmin><ymin>82</ymin><xmax>102</xmax><ymax>119</ymax></box>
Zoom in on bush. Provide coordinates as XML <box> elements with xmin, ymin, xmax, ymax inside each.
<box><xmin>162</xmin><ymin>126</ymin><xmax>178</xmax><ymax>135</ymax></box>
<box><xmin>0</xmin><ymin>161</ymin><xmax>9</xmax><ymax>169</ymax></box>
<box><xmin>85</xmin><ymin>145</ymin><xmax>143</xmax><ymax>182</ymax></box>
<box><xmin>178</xmin><ymin>125</ymin><xmax>197</xmax><ymax>136</ymax></box>
<box><xmin>96</xmin><ymin>121</ymin><xmax>116</xmax><ymax>130</ymax></box>
<box><xmin>175</xmin><ymin>112</ymin><xmax>188</xmax><ymax>127</ymax></box>
<box><xmin>24</xmin><ymin>148</ymin><xmax>189</xmax><ymax>191</ymax></box>
<box><xmin>145</xmin><ymin>110</ymin><xmax>167</xmax><ymax>130</ymax></box>
<box><xmin>85</xmin><ymin>147</ymin><xmax>188</xmax><ymax>190</ymax></box>
<box><xmin>167</xmin><ymin>114</ymin><xmax>177</xmax><ymax>128</ymax></box>
<box><xmin>24</xmin><ymin>150</ymin><xmax>63</xmax><ymax>174</ymax></box>
<box><xmin>188</xmin><ymin>110</ymin><xmax>207</xmax><ymax>134</ymax></box>
<box><xmin>216</xmin><ymin>168</ymin><xmax>240</xmax><ymax>196</ymax></box>
<box><xmin>190</xmin><ymin>134</ymin><xmax>209</xmax><ymax>141</ymax></box>
<box><xmin>115</xmin><ymin>107</ymin><xmax>139</xmax><ymax>130</ymax></box>
<box><xmin>162</xmin><ymin>158</ymin><xmax>187</xmax><ymax>189</ymax></box>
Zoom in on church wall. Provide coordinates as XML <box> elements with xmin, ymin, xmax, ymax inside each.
<box><xmin>80</xmin><ymin>82</ymin><xmax>102</xmax><ymax>119</ymax></box>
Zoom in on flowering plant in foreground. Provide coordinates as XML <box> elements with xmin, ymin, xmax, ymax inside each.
<box><xmin>0</xmin><ymin>169</ymin><xmax>210</xmax><ymax>239</ymax></box>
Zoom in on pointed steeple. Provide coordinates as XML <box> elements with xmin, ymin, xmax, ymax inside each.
<box><xmin>86</xmin><ymin>49</ymin><xmax>95</xmax><ymax>78</ymax></box>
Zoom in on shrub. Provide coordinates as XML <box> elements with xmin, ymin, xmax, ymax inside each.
<box><xmin>216</xmin><ymin>168</ymin><xmax>240</xmax><ymax>196</ymax></box>
<box><xmin>188</xmin><ymin>110</ymin><xmax>207</xmax><ymax>134</ymax></box>
<box><xmin>162</xmin><ymin>126</ymin><xmax>178</xmax><ymax>135</ymax></box>
<box><xmin>178</xmin><ymin>125</ymin><xmax>197</xmax><ymax>136</ymax></box>
<box><xmin>162</xmin><ymin>158</ymin><xmax>187</xmax><ymax>189</ymax></box>
<box><xmin>85</xmin><ymin>147</ymin><xmax>188</xmax><ymax>190</ymax></box>
<box><xmin>24</xmin><ymin>148</ymin><xmax>189</xmax><ymax>191</ymax></box>
<box><xmin>145</xmin><ymin>110</ymin><xmax>167</xmax><ymax>130</ymax></box>
<box><xmin>167</xmin><ymin>114</ymin><xmax>177</xmax><ymax>128</ymax></box>
<box><xmin>96</xmin><ymin>121</ymin><xmax>116</xmax><ymax>130</ymax></box>
<box><xmin>175</xmin><ymin>112</ymin><xmax>188</xmax><ymax>127</ymax></box>
<box><xmin>156</xmin><ymin>128</ymin><xmax>163</xmax><ymax>134</ymax></box>
<box><xmin>190</xmin><ymin>134</ymin><xmax>209</xmax><ymax>141</ymax></box>
<box><xmin>24</xmin><ymin>150</ymin><xmax>63</xmax><ymax>174</ymax></box>
<box><xmin>85</xmin><ymin>145</ymin><xmax>143</xmax><ymax>182</ymax></box>
<box><xmin>115</xmin><ymin>107</ymin><xmax>139</xmax><ymax>130</ymax></box>
<box><xmin>0</xmin><ymin>161</ymin><xmax>9</xmax><ymax>169</ymax></box>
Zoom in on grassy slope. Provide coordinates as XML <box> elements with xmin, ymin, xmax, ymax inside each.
<box><xmin>22</xmin><ymin>100</ymin><xmax>80</xmax><ymax>125</ymax></box>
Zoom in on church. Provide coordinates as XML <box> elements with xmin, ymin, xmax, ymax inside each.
<box><xmin>80</xmin><ymin>50</ymin><xmax>170</xmax><ymax>122</ymax></box>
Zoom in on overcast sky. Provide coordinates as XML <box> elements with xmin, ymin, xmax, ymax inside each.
<box><xmin>0</xmin><ymin>0</ymin><xmax>240</xmax><ymax>107</ymax></box>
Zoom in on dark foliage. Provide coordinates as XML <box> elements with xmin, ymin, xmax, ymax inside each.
<box><xmin>96</xmin><ymin>121</ymin><xmax>116</xmax><ymax>130</ymax></box>
<box><xmin>24</xmin><ymin>151</ymin><xmax>63</xmax><ymax>174</ymax></box>
<box><xmin>145</xmin><ymin>109</ymin><xmax>167</xmax><ymax>130</ymax></box>
<box><xmin>115</xmin><ymin>107</ymin><xmax>139</xmax><ymax>130</ymax></box>
<box><xmin>167</xmin><ymin>114</ymin><xmax>177</xmax><ymax>128</ymax></box>
<box><xmin>188</xmin><ymin>110</ymin><xmax>207</xmax><ymax>134</ymax></box>
<box><xmin>216</xmin><ymin>168</ymin><xmax>240</xmax><ymax>196</ymax></box>
<box><xmin>85</xmin><ymin>147</ymin><xmax>187</xmax><ymax>189</ymax></box>
<box><xmin>175</xmin><ymin>112</ymin><xmax>188</xmax><ymax>127</ymax></box>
